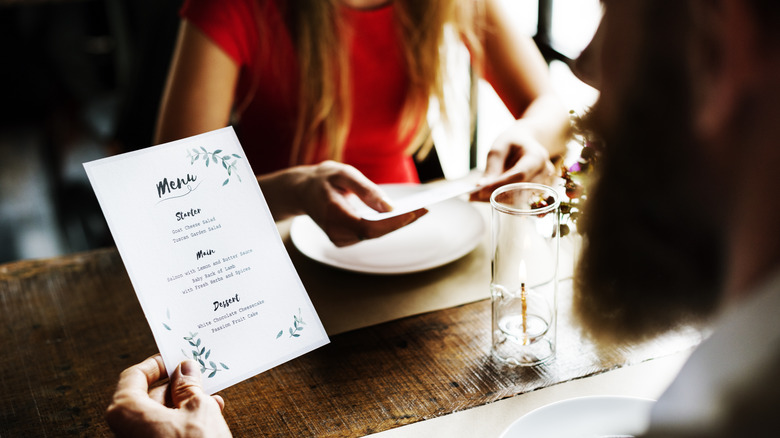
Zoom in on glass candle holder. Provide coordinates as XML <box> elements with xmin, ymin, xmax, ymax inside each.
<box><xmin>490</xmin><ymin>183</ymin><xmax>560</xmax><ymax>366</ymax></box>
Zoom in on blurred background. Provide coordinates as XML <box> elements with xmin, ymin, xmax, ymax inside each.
<box><xmin>0</xmin><ymin>0</ymin><xmax>599</xmax><ymax>264</ymax></box>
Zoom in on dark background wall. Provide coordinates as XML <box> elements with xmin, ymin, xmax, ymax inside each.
<box><xmin>0</xmin><ymin>0</ymin><xmax>181</xmax><ymax>263</ymax></box>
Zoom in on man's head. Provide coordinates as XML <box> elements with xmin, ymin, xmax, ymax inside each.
<box><xmin>572</xmin><ymin>0</ymin><xmax>780</xmax><ymax>343</ymax></box>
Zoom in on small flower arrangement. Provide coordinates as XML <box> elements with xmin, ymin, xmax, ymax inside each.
<box><xmin>528</xmin><ymin>111</ymin><xmax>600</xmax><ymax>236</ymax></box>
<box><xmin>559</xmin><ymin>110</ymin><xmax>600</xmax><ymax>236</ymax></box>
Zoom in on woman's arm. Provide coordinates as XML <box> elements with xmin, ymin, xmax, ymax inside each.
<box><xmin>155</xmin><ymin>20</ymin><xmax>238</xmax><ymax>145</ymax></box>
<box><xmin>471</xmin><ymin>0</ymin><xmax>571</xmax><ymax>201</ymax></box>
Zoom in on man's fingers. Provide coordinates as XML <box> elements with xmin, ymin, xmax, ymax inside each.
<box><xmin>148</xmin><ymin>383</ymin><xmax>169</xmax><ymax>405</ymax></box>
<box><xmin>106</xmin><ymin>355</ymin><xmax>169</xmax><ymax>436</ymax></box>
<box><xmin>169</xmin><ymin>359</ymin><xmax>224</xmax><ymax>413</ymax></box>
<box><xmin>212</xmin><ymin>395</ymin><xmax>226</xmax><ymax>411</ymax></box>
<box><xmin>170</xmin><ymin>360</ymin><xmax>205</xmax><ymax>408</ymax></box>
<box><xmin>115</xmin><ymin>354</ymin><xmax>167</xmax><ymax>395</ymax></box>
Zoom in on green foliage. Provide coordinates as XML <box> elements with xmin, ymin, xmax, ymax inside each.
<box><xmin>183</xmin><ymin>331</ymin><xmax>229</xmax><ymax>378</ymax></box>
<box><xmin>186</xmin><ymin>148</ymin><xmax>243</xmax><ymax>185</ymax></box>
<box><xmin>277</xmin><ymin>308</ymin><xmax>306</xmax><ymax>339</ymax></box>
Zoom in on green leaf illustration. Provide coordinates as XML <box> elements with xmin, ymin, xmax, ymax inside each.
<box><xmin>163</xmin><ymin>309</ymin><xmax>173</xmax><ymax>331</ymax></box>
<box><xmin>181</xmin><ymin>333</ymin><xmax>228</xmax><ymax>379</ymax></box>
<box><xmin>186</xmin><ymin>148</ymin><xmax>242</xmax><ymax>186</ymax></box>
<box><xmin>280</xmin><ymin>309</ymin><xmax>306</xmax><ymax>339</ymax></box>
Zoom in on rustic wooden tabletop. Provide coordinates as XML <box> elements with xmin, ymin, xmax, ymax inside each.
<box><xmin>0</xmin><ymin>245</ymin><xmax>701</xmax><ymax>437</ymax></box>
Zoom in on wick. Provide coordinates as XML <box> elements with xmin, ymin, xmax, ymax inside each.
<box><xmin>521</xmin><ymin>282</ymin><xmax>527</xmax><ymax>345</ymax></box>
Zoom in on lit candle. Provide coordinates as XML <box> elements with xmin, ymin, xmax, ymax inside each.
<box><xmin>518</xmin><ymin>260</ymin><xmax>528</xmax><ymax>345</ymax></box>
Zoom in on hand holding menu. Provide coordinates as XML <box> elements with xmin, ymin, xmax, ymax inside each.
<box><xmin>84</xmin><ymin>127</ymin><xmax>328</xmax><ymax>394</ymax></box>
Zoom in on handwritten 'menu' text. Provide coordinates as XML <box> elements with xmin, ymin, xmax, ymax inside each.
<box><xmin>157</xmin><ymin>174</ymin><xmax>197</xmax><ymax>198</ymax></box>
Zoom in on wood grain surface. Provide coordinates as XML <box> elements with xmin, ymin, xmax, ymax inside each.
<box><xmin>0</xmin><ymin>248</ymin><xmax>702</xmax><ymax>437</ymax></box>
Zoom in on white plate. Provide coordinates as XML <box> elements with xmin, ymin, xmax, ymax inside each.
<box><xmin>500</xmin><ymin>396</ymin><xmax>655</xmax><ymax>438</ymax></box>
<box><xmin>289</xmin><ymin>184</ymin><xmax>485</xmax><ymax>274</ymax></box>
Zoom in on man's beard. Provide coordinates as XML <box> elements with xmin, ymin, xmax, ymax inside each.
<box><xmin>573</xmin><ymin>3</ymin><xmax>725</xmax><ymax>344</ymax></box>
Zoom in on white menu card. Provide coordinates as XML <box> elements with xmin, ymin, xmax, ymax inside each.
<box><xmin>84</xmin><ymin>127</ymin><xmax>329</xmax><ymax>394</ymax></box>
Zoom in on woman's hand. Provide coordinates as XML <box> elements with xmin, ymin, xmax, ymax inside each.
<box><xmin>470</xmin><ymin>121</ymin><xmax>556</xmax><ymax>202</ymax></box>
<box><xmin>466</xmin><ymin>0</ymin><xmax>571</xmax><ymax>202</ymax></box>
<box><xmin>105</xmin><ymin>355</ymin><xmax>232</xmax><ymax>438</ymax></box>
<box><xmin>261</xmin><ymin>161</ymin><xmax>427</xmax><ymax>247</ymax></box>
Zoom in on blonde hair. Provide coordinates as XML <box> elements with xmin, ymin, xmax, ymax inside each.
<box><xmin>282</xmin><ymin>0</ymin><xmax>484</xmax><ymax>166</ymax></box>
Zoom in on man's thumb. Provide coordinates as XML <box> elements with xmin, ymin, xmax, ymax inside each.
<box><xmin>170</xmin><ymin>360</ymin><xmax>207</xmax><ymax>409</ymax></box>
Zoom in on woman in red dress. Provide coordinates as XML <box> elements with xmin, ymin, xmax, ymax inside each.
<box><xmin>155</xmin><ymin>0</ymin><xmax>569</xmax><ymax>246</ymax></box>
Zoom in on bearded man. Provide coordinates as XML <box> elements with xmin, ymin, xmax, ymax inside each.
<box><xmin>574</xmin><ymin>0</ymin><xmax>780</xmax><ymax>436</ymax></box>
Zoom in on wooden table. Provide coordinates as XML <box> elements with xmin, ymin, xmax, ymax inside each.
<box><xmin>0</xmin><ymin>226</ymin><xmax>701</xmax><ymax>437</ymax></box>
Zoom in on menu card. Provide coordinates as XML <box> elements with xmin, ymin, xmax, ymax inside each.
<box><xmin>84</xmin><ymin>127</ymin><xmax>328</xmax><ymax>394</ymax></box>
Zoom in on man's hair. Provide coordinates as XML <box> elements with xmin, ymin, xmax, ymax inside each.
<box><xmin>573</xmin><ymin>1</ymin><xmax>724</xmax><ymax>344</ymax></box>
<box><xmin>750</xmin><ymin>0</ymin><xmax>780</xmax><ymax>35</ymax></box>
